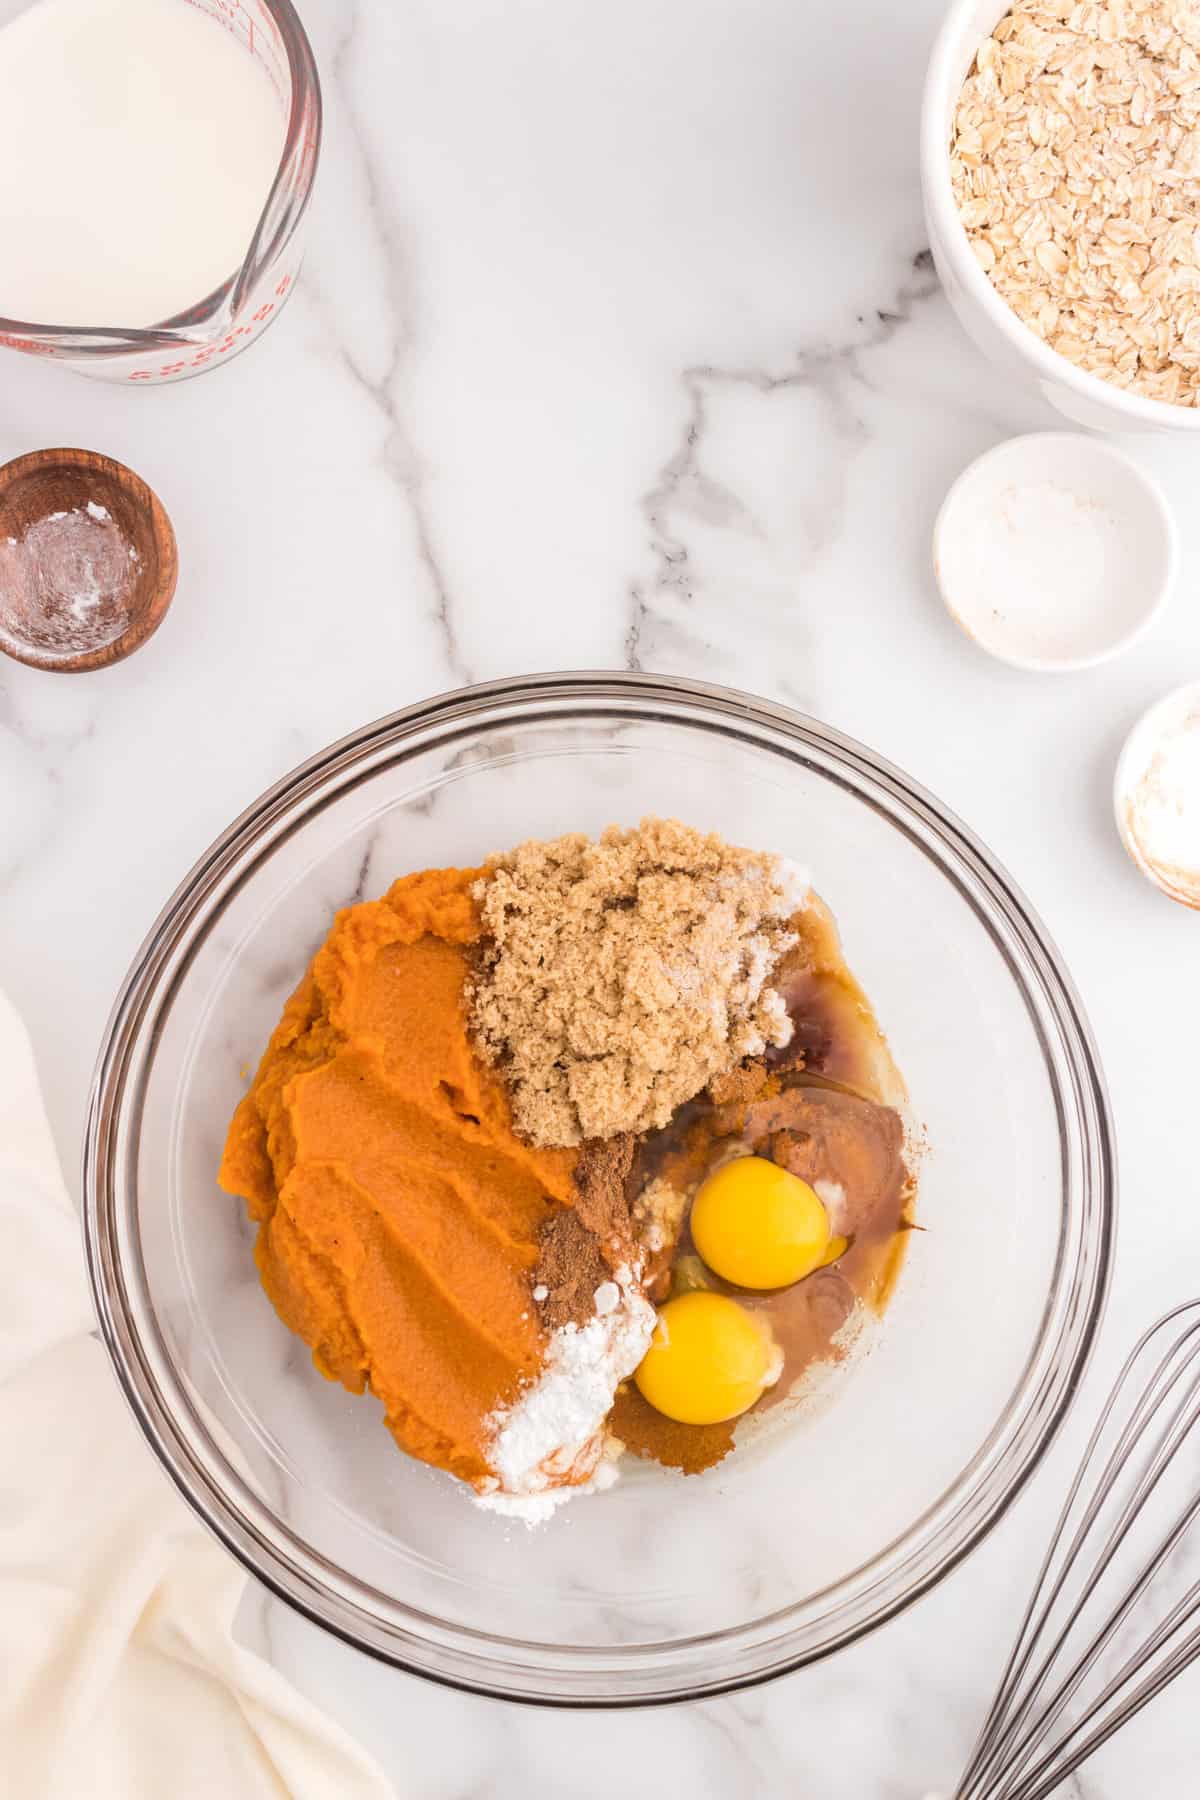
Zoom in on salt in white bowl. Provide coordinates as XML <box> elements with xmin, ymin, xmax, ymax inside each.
<box><xmin>933</xmin><ymin>433</ymin><xmax>1176</xmax><ymax>673</ymax></box>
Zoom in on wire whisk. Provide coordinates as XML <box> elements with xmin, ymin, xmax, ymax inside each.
<box><xmin>954</xmin><ymin>1299</ymin><xmax>1200</xmax><ymax>1800</ymax></box>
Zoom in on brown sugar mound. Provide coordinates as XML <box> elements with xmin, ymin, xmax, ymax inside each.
<box><xmin>470</xmin><ymin>818</ymin><xmax>805</xmax><ymax>1148</ymax></box>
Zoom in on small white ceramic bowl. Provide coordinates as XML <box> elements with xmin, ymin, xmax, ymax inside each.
<box><xmin>921</xmin><ymin>0</ymin><xmax>1200</xmax><ymax>435</ymax></box>
<box><xmin>1114</xmin><ymin>682</ymin><xmax>1200</xmax><ymax>908</ymax></box>
<box><xmin>933</xmin><ymin>433</ymin><xmax>1176</xmax><ymax>672</ymax></box>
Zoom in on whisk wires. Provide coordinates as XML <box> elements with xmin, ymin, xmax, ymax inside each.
<box><xmin>954</xmin><ymin>1300</ymin><xmax>1200</xmax><ymax>1800</ymax></box>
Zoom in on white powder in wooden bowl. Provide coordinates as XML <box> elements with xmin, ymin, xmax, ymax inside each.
<box><xmin>0</xmin><ymin>503</ymin><xmax>137</xmax><ymax>660</ymax></box>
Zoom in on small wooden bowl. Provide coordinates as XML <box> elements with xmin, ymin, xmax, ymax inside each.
<box><xmin>0</xmin><ymin>447</ymin><xmax>178</xmax><ymax>673</ymax></box>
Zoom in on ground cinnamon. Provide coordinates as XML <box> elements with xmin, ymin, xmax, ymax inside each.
<box><xmin>534</xmin><ymin>1133</ymin><xmax>637</xmax><ymax>1330</ymax></box>
<box><xmin>572</xmin><ymin>1134</ymin><xmax>635</xmax><ymax>1244</ymax></box>
<box><xmin>535</xmin><ymin>1212</ymin><xmax>609</xmax><ymax>1331</ymax></box>
<box><xmin>609</xmin><ymin>1383</ymin><xmax>736</xmax><ymax>1475</ymax></box>
<box><xmin>706</xmin><ymin>1060</ymin><xmax>777</xmax><ymax>1111</ymax></box>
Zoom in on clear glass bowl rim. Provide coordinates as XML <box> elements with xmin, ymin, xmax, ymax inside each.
<box><xmin>82</xmin><ymin>671</ymin><xmax>1116</xmax><ymax>1707</ymax></box>
<box><xmin>0</xmin><ymin>0</ymin><xmax>322</xmax><ymax>349</ymax></box>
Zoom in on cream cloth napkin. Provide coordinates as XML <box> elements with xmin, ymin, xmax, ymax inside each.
<box><xmin>0</xmin><ymin>989</ymin><xmax>395</xmax><ymax>1800</ymax></box>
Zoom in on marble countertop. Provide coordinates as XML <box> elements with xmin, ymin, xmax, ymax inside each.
<box><xmin>2</xmin><ymin>0</ymin><xmax>1199</xmax><ymax>1792</ymax></box>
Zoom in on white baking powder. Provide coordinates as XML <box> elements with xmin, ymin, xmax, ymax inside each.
<box><xmin>476</xmin><ymin>1268</ymin><xmax>655</xmax><ymax>1523</ymax></box>
<box><xmin>0</xmin><ymin>503</ymin><xmax>136</xmax><ymax>659</ymax></box>
<box><xmin>813</xmin><ymin>1178</ymin><xmax>848</xmax><ymax>1236</ymax></box>
<box><xmin>0</xmin><ymin>0</ymin><xmax>285</xmax><ymax>326</ymax></box>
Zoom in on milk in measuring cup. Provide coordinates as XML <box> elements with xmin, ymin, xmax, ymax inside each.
<box><xmin>0</xmin><ymin>0</ymin><xmax>285</xmax><ymax>326</ymax></box>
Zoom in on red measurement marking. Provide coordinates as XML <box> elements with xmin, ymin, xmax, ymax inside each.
<box><xmin>0</xmin><ymin>332</ymin><xmax>53</xmax><ymax>356</ymax></box>
<box><xmin>255</xmin><ymin>0</ymin><xmax>282</xmax><ymax>43</ymax></box>
<box><xmin>121</xmin><ymin>284</ymin><xmax>291</xmax><ymax>381</ymax></box>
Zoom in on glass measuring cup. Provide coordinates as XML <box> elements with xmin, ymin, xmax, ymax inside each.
<box><xmin>0</xmin><ymin>0</ymin><xmax>321</xmax><ymax>384</ymax></box>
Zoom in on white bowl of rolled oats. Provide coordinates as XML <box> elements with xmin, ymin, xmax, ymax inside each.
<box><xmin>923</xmin><ymin>0</ymin><xmax>1200</xmax><ymax>430</ymax></box>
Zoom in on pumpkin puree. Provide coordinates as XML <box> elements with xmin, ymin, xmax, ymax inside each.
<box><xmin>218</xmin><ymin>866</ymin><xmax>578</xmax><ymax>1487</ymax></box>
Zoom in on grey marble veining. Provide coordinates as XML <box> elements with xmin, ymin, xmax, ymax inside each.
<box><xmin>1</xmin><ymin>0</ymin><xmax>1199</xmax><ymax>1792</ymax></box>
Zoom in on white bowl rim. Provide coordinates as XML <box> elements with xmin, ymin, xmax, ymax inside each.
<box><xmin>932</xmin><ymin>430</ymin><xmax>1178</xmax><ymax>672</ymax></box>
<box><xmin>921</xmin><ymin>0</ymin><xmax>1200</xmax><ymax>431</ymax></box>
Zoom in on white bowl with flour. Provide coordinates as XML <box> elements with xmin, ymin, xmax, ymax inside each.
<box><xmin>1115</xmin><ymin>684</ymin><xmax>1200</xmax><ymax>910</ymax></box>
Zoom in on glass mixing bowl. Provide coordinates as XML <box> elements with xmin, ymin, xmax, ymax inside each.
<box><xmin>83</xmin><ymin>673</ymin><xmax>1114</xmax><ymax>1704</ymax></box>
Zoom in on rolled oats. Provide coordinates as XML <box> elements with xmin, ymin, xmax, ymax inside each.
<box><xmin>951</xmin><ymin>0</ymin><xmax>1200</xmax><ymax>405</ymax></box>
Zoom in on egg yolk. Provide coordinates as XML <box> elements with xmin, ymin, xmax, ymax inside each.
<box><xmin>633</xmin><ymin>1291</ymin><xmax>779</xmax><ymax>1425</ymax></box>
<box><xmin>691</xmin><ymin>1155</ymin><xmax>830</xmax><ymax>1290</ymax></box>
